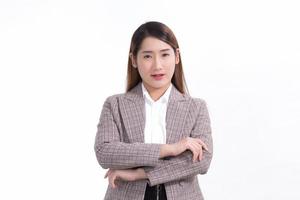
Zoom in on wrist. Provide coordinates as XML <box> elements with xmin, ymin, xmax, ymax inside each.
<box><xmin>159</xmin><ymin>144</ymin><xmax>174</xmax><ymax>158</ymax></box>
<box><xmin>135</xmin><ymin>168</ymin><xmax>147</xmax><ymax>180</ymax></box>
<box><xmin>167</xmin><ymin>143</ymin><xmax>175</xmax><ymax>156</ymax></box>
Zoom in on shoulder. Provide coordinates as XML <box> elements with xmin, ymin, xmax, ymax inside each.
<box><xmin>103</xmin><ymin>93</ymin><xmax>125</xmax><ymax>106</ymax></box>
<box><xmin>185</xmin><ymin>94</ymin><xmax>207</xmax><ymax>107</ymax></box>
<box><xmin>186</xmin><ymin>95</ymin><xmax>209</xmax><ymax>114</ymax></box>
<box><xmin>105</xmin><ymin>93</ymin><xmax>124</xmax><ymax>101</ymax></box>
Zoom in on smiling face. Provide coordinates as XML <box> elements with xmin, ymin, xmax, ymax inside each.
<box><xmin>130</xmin><ymin>37</ymin><xmax>180</xmax><ymax>93</ymax></box>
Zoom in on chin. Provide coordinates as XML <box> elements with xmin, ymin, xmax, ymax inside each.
<box><xmin>146</xmin><ymin>80</ymin><xmax>170</xmax><ymax>89</ymax></box>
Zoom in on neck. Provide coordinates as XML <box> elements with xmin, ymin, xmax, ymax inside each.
<box><xmin>143</xmin><ymin>82</ymin><xmax>171</xmax><ymax>101</ymax></box>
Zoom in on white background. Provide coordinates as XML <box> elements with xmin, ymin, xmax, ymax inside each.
<box><xmin>1</xmin><ymin>0</ymin><xmax>299</xmax><ymax>199</ymax></box>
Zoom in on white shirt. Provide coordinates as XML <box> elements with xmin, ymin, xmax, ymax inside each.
<box><xmin>142</xmin><ymin>82</ymin><xmax>172</xmax><ymax>144</ymax></box>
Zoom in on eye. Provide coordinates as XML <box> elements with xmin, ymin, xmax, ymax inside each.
<box><xmin>162</xmin><ymin>53</ymin><xmax>170</xmax><ymax>57</ymax></box>
<box><xmin>144</xmin><ymin>55</ymin><xmax>152</xmax><ymax>59</ymax></box>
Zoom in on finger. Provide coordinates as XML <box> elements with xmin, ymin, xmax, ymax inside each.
<box><xmin>110</xmin><ymin>175</ymin><xmax>117</xmax><ymax>189</ymax></box>
<box><xmin>190</xmin><ymin>142</ymin><xmax>203</xmax><ymax>161</ymax></box>
<box><xmin>105</xmin><ymin>169</ymin><xmax>114</xmax><ymax>178</ymax></box>
<box><xmin>104</xmin><ymin>169</ymin><xmax>110</xmax><ymax>178</ymax></box>
<box><xmin>191</xmin><ymin>149</ymin><xmax>197</xmax><ymax>162</ymax></box>
<box><xmin>113</xmin><ymin>176</ymin><xmax>119</xmax><ymax>188</ymax></box>
<box><xmin>188</xmin><ymin>143</ymin><xmax>197</xmax><ymax>162</ymax></box>
<box><xmin>189</xmin><ymin>143</ymin><xmax>200</xmax><ymax>162</ymax></box>
<box><xmin>192</xmin><ymin>140</ymin><xmax>203</xmax><ymax>150</ymax></box>
<box><xmin>194</xmin><ymin>138</ymin><xmax>209</xmax><ymax>152</ymax></box>
<box><xmin>191</xmin><ymin>141</ymin><xmax>202</xmax><ymax>152</ymax></box>
<box><xmin>198</xmin><ymin>147</ymin><xmax>203</xmax><ymax>161</ymax></box>
<box><xmin>112</xmin><ymin>177</ymin><xmax>116</xmax><ymax>188</ymax></box>
<box><xmin>107</xmin><ymin>171</ymin><xmax>115</xmax><ymax>188</ymax></box>
<box><xmin>192</xmin><ymin>142</ymin><xmax>204</xmax><ymax>160</ymax></box>
<box><xmin>194</xmin><ymin>138</ymin><xmax>206</xmax><ymax>147</ymax></box>
<box><xmin>202</xmin><ymin>143</ymin><xmax>209</xmax><ymax>152</ymax></box>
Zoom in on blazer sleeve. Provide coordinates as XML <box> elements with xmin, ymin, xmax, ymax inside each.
<box><xmin>143</xmin><ymin>99</ymin><xmax>213</xmax><ymax>186</ymax></box>
<box><xmin>94</xmin><ymin>96</ymin><xmax>162</xmax><ymax>170</ymax></box>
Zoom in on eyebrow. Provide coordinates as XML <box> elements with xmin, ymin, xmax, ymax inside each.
<box><xmin>141</xmin><ymin>48</ymin><xmax>172</xmax><ymax>54</ymax></box>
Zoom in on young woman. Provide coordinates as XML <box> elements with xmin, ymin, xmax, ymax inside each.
<box><xmin>94</xmin><ymin>21</ymin><xmax>213</xmax><ymax>200</ymax></box>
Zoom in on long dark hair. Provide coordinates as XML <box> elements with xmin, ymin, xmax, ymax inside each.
<box><xmin>126</xmin><ymin>21</ymin><xmax>189</xmax><ymax>94</ymax></box>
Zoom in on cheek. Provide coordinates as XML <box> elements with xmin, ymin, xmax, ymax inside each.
<box><xmin>164</xmin><ymin>55</ymin><xmax>176</xmax><ymax>65</ymax></box>
<box><xmin>137</xmin><ymin>64</ymin><xmax>151</xmax><ymax>77</ymax></box>
<box><xmin>165</xmin><ymin>60</ymin><xmax>176</xmax><ymax>72</ymax></box>
<box><xmin>137</xmin><ymin>58</ymin><xmax>151</xmax><ymax>69</ymax></box>
<box><xmin>168</xmin><ymin>66</ymin><xmax>176</xmax><ymax>77</ymax></box>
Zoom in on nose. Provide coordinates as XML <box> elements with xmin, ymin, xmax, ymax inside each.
<box><xmin>153</xmin><ymin>56</ymin><xmax>162</xmax><ymax>70</ymax></box>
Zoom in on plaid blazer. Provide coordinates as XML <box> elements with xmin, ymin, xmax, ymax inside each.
<box><xmin>94</xmin><ymin>82</ymin><xmax>213</xmax><ymax>200</ymax></box>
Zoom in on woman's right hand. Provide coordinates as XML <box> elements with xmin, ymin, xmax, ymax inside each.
<box><xmin>160</xmin><ymin>137</ymin><xmax>209</xmax><ymax>162</ymax></box>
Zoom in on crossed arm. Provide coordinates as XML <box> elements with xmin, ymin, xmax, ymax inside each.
<box><xmin>94</xmin><ymin>97</ymin><xmax>213</xmax><ymax>187</ymax></box>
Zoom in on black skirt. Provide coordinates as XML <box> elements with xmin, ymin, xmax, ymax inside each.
<box><xmin>144</xmin><ymin>183</ymin><xmax>167</xmax><ymax>200</ymax></box>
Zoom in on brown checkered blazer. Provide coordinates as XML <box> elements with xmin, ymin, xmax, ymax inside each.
<box><xmin>94</xmin><ymin>82</ymin><xmax>213</xmax><ymax>200</ymax></box>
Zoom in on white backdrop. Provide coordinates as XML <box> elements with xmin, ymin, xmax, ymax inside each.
<box><xmin>0</xmin><ymin>0</ymin><xmax>299</xmax><ymax>199</ymax></box>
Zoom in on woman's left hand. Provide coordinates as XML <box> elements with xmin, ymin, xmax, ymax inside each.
<box><xmin>104</xmin><ymin>168</ymin><xmax>147</xmax><ymax>188</ymax></box>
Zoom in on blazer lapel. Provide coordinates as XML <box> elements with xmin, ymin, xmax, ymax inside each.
<box><xmin>122</xmin><ymin>82</ymin><xmax>190</xmax><ymax>144</ymax></box>
<box><xmin>121</xmin><ymin>82</ymin><xmax>145</xmax><ymax>143</ymax></box>
<box><xmin>165</xmin><ymin>85</ymin><xmax>190</xmax><ymax>144</ymax></box>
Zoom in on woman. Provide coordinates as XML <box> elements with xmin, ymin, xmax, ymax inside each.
<box><xmin>94</xmin><ymin>21</ymin><xmax>213</xmax><ymax>200</ymax></box>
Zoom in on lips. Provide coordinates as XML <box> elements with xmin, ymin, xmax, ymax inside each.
<box><xmin>151</xmin><ymin>73</ymin><xmax>165</xmax><ymax>80</ymax></box>
<box><xmin>151</xmin><ymin>74</ymin><xmax>164</xmax><ymax>77</ymax></box>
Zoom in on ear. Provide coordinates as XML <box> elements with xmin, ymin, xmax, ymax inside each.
<box><xmin>175</xmin><ymin>48</ymin><xmax>180</xmax><ymax>64</ymax></box>
<box><xmin>129</xmin><ymin>53</ymin><xmax>137</xmax><ymax>68</ymax></box>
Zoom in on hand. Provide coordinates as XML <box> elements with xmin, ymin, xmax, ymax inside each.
<box><xmin>171</xmin><ymin>137</ymin><xmax>209</xmax><ymax>162</ymax></box>
<box><xmin>104</xmin><ymin>168</ymin><xmax>147</xmax><ymax>188</ymax></box>
<box><xmin>159</xmin><ymin>137</ymin><xmax>208</xmax><ymax>161</ymax></box>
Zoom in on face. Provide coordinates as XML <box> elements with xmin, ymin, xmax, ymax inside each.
<box><xmin>131</xmin><ymin>37</ymin><xmax>180</xmax><ymax>92</ymax></box>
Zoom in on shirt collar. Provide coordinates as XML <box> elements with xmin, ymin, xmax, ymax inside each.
<box><xmin>142</xmin><ymin>82</ymin><xmax>172</xmax><ymax>104</ymax></box>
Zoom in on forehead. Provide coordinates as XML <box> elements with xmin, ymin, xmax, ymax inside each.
<box><xmin>139</xmin><ymin>37</ymin><xmax>172</xmax><ymax>52</ymax></box>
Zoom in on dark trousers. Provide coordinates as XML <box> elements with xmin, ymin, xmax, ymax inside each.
<box><xmin>144</xmin><ymin>183</ymin><xmax>167</xmax><ymax>200</ymax></box>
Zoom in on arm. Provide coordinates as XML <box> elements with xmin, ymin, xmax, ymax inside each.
<box><xmin>94</xmin><ymin>96</ymin><xmax>162</xmax><ymax>169</ymax></box>
<box><xmin>143</xmin><ymin>99</ymin><xmax>213</xmax><ymax>186</ymax></box>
